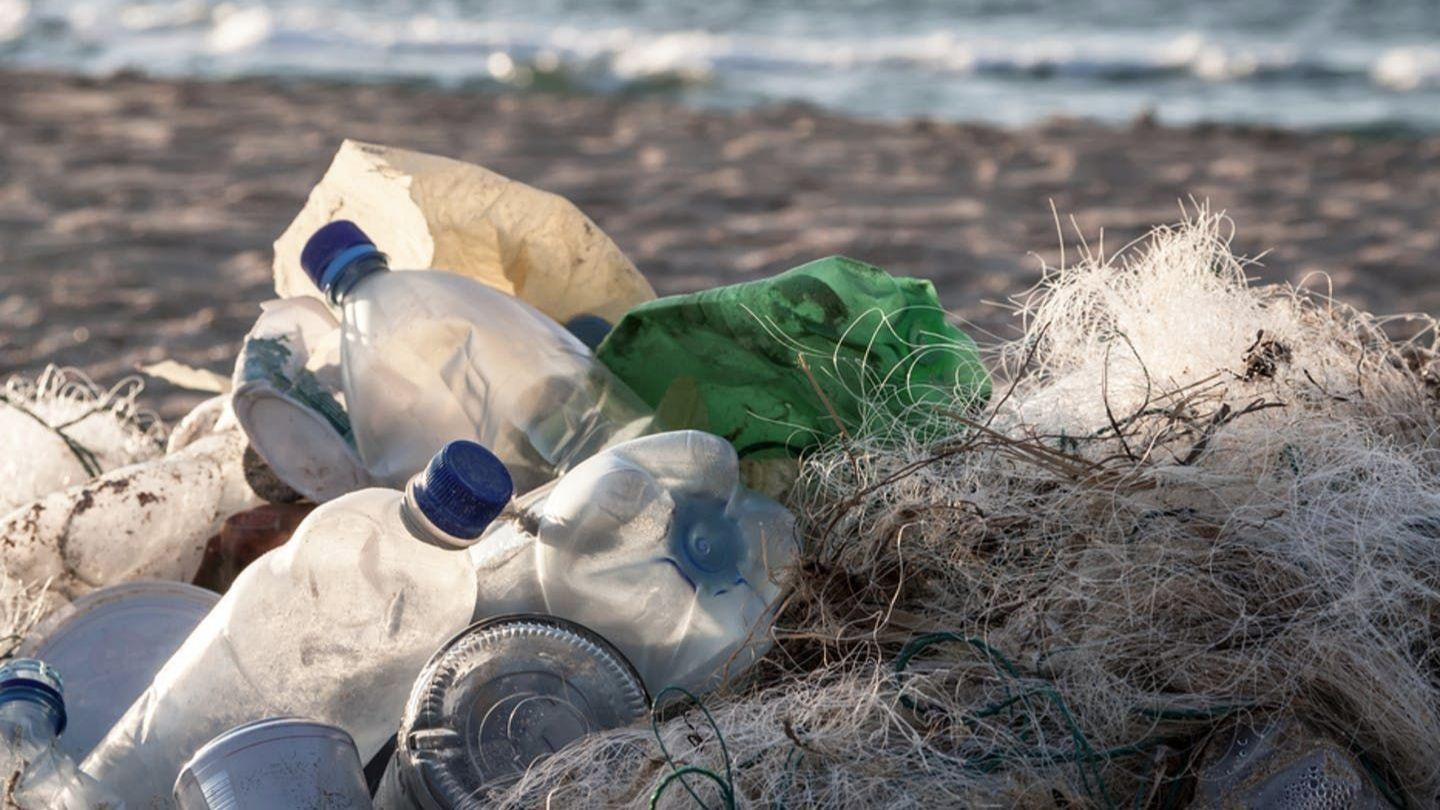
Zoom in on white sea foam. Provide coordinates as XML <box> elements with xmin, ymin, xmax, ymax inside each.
<box><xmin>0</xmin><ymin>0</ymin><xmax>28</xmax><ymax>42</ymax></box>
<box><xmin>206</xmin><ymin>4</ymin><xmax>273</xmax><ymax>54</ymax></box>
<box><xmin>1374</xmin><ymin>45</ymin><xmax>1440</xmax><ymax>91</ymax></box>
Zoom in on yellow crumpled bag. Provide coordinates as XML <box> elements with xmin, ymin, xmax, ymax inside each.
<box><xmin>272</xmin><ymin>139</ymin><xmax>654</xmax><ymax>323</ymax></box>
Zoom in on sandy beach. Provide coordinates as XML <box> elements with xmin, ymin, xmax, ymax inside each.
<box><xmin>2</xmin><ymin>68</ymin><xmax>1438</xmax><ymax>420</ymax></box>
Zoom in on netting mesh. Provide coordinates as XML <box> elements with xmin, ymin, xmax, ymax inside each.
<box><xmin>0</xmin><ymin>366</ymin><xmax>165</xmax><ymax>514</ymax></box>
<box><xmin>492</xmin><ymin>210</ymin><xmax>1440</xmax><ymax>808</ymax></box>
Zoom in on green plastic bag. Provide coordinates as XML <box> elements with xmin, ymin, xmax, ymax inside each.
<box><xmin>596</xmin><ymin>256</ymin><xmax>991</xmax><ymax>457</ymax></box>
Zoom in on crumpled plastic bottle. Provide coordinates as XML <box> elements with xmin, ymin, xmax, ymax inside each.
<box><xmin>229</xmin><ymin>295</ymin><xmax>371</xmax><ymax>504</ymax></box>
<box><xmin>0</xmin><ymin>659</ymin><xmax>122</xmax><ymax>809</ymax></box>
<box><xmin>469</xmin><ymin>430</ymin><xmax>798</xmax><ymax>696</ymax></box>
<box><xmin>82</xmin><ymin>440</ymin><xmax>514</xmax><ymax>808</ymax></box>
<box><xmin>301</xmin><ymin>220</ymin><xmax>653</xmax><ymax>495</ymax></box>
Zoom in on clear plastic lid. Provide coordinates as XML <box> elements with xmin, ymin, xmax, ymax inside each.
<box><xmin>18</xmin><ymin>581</ymin><xmax>218</xmax><ymax>760</ymax></box>
<box><xmin>394</xmin><ymin>615</ymin><xmax>649</xmax><ymax>805</ymax></box>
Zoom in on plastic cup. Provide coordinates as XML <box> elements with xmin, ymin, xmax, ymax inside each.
<box><xmin>18</xmin><ymin>581</ymin><xmax>218</xmax><ymax>762</ymax></box>
<box><xmin>173</xmin><ymin>717</ymin><xmax>372</xmax><ymax>809</ymax></box>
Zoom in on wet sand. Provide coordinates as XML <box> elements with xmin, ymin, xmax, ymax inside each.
<box><xmin>2</xmin><ymin>69</ymin><xmax>1438</xmax><ymax>420</ymax></box>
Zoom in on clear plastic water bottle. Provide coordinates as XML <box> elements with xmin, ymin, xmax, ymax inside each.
<box><xmin>0</xmin><ymin>659</ymin><xmax>120</xmax><ymax>809</ymax></box>
<box><xmin>375</xmin><ymin>615</ymin><xmax>649</xmax><ymax>808</ymax></box>
<box><xmin>83</xmin><ymin>440</ymin><xmax>514</xmax><ymax>808</ymax></box>
<box><xmin>469</xmin><ymin>430</ymin><xmax>799</xmax><ymax>696</ymax></box>
<box><xmin>301</xmin><ymin>220</ymin><xmax>652</xmax><ymax>493</ymax></box>
<box><xmin>174</xmin><ymin>717</ymin><xmax>372</xmax><ymax>809</ymax></box>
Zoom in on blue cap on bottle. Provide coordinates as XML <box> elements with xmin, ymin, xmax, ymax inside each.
<box><xmin>0</xmin><ymin>658</ymin><xmax>67</xmax><ymax>735</ymax></box>
<box><xmin>563</xmin><ymin>314</ymin><xmax>613</xmax><ymax>352</ymax></box>
<box><xmin>300</xmin><ymin>220</ymin><xmax>382</xmax><ymax>294</ymax></box>
<box><xmin>413</xmin><ymin>441</ymin><xmax>514</xmax><ymax>540</ymax></box>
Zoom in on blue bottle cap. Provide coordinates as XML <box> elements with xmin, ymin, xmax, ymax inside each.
<box><xmin>413</xmin><ymin>441</ymin><xmax>514</xmax><ymax>540</ymax></box>
<box><xmin>300</xmin><ymin>220</ymin><xmax>382</xmax><ymax>294</ymax></box>
<box><xmin>0</xmin><ymin>658</ymin><xmax>67</xmax><ymax>735</ymax></box>
<box><xmin>563</xmin><ymin>314</ymin><xmax>613</xmax><ymax>352</ymax></box>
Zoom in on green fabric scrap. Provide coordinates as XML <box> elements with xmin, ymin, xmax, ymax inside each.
<box><xmin>597</xmin><ymin>255</ymin><xmax>991</xmax><ymax>457</ymax></box>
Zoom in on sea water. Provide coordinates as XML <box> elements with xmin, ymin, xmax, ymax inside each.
<box><xmin>1</xmin><ymin>0</ymin><xmax>1439</xmax><ymax>131</ymax></box>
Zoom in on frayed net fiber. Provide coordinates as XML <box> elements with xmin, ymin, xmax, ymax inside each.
<box><xmin>491</xmin><ymin>211</ymin><xmax>1440</xmax><ymax>809</ymax></box>
<box><xmin>0</xmin><ymin>366</ymin><xmax>165</xmax><ymax>513</ymax></box>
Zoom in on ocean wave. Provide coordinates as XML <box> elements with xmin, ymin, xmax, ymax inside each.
<box><xmin>3</xmin><ymin>0</ymin><xmax>1439</xmax><ymax>129</ymax></box>
<box><xmin>5</xmin><ymin>1</ymin><xmax>1433</xmax><ymax>89</ymax></box>
<box><xmin>1373</xmin><ymin>46</ymin><xmax>1440</xmax><ymax>91</ymax></box>
<box><xmin>0</xmin><ymin>0</ymin><xmax>30</xmax><ymax>43</ymax></box>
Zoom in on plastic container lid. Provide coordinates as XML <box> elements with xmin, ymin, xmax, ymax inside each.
<box><xmin>391</xmin><ymin>615</ymin><xmax>650</xmax><ymax>806</ymax></box>
<box><xmin>412</xmin><ymin>440</ymin><xmax>514</xmax><ymax>540</ymax></box>
<box><xmin>174</xmin><ymin>717</ymin><xmax>371</xmax><ymax>810</ymax></box>
<box><xmin>18</xmin><ymin>581</ymin><xmax>218</xmax><ymax>761</ymax></box>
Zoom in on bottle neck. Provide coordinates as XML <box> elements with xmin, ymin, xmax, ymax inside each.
<box><xmin>327</xmin><ymin>253</ymin><xmax>390</xmax><ymax>305</ymax></box>
<box><xmin>0</xmin><ymin>699</ymin><xmax>61</xmax><ymax>748</ymax></box>
<box><xmin>399</xmin><ymin>479</ymin><xmax>484</xmax><ymax>550</ymax></box>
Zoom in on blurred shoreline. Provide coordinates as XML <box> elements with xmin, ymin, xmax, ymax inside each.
<box><xmin>2</xmin><ymin>68</ymin><xmax>1438</xmax><ymax>420</ymax></box>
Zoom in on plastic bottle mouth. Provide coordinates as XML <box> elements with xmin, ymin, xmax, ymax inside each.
<box><xmin>670</xmin><ymin>495</ymin><xmax>744</xmax><ymax>585</ymax></box>
<box><xmin>0</xmin><ymin>658</ymin><xmax>67</xmax><ymax>735</ymax></box>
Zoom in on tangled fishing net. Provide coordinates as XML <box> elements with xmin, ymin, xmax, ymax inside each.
<box><xmin>494</xmin><ymin>210</ymin><xmax>1440</xmax><ymax>808</ymax></box>
<box><xmin>0</xmin><ymin>366</ymin><xmax>166</xmax><ymax>515</ymax></box>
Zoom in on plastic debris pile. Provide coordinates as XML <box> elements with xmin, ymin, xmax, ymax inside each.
<box><xmin>1</xmin><ymin>141</ymin><xmax>1434</xmax><ymax>809</ymax></box>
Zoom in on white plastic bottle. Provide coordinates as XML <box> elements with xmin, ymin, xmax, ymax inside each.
<box><xmin>300</xmin><ymin>220</ymin><xmax>652</xmax><ymax>493</ymax></box>
<box><xmin>470</xmin><ymin>430</ymin><xmax>799</xmax><ymax>696</ymax></box>
<box><xmin>0</xmin><ymin>659</ymin><xmax>121</xmax><ymax>809</ymax></box>
<box><xmin>83</xmin><ymin>440</ymin><xmax>514</xmax><ymax>809</ymax></box>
